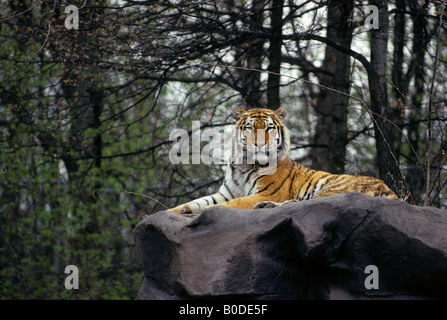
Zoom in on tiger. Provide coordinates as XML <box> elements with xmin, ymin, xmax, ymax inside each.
<box><xmin>169</xmin><ymin>106</ymin><xmax>398</xmax><ymax>214</ymax></box>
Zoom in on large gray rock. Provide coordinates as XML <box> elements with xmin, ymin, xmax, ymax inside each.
<box><xmin>134</xmin><ymin>193</ymin><xmax>447</xmax><ymax>299</ymax></box>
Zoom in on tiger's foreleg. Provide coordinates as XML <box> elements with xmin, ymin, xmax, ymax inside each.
<box><xmin>169</xmin><ymin>192</ymin><xmax>230</xmax><ymax>214</ymax></box>
<box><xmin>212</xmin><ymin>193</ymin><xmax>289</xmax><ymax>211</ymax></box>
<box><xmin>170</xmin><ymin>193</ymin><xmax>280</xmax><ymax>214</ymax></box>
<box><xmin>253</xmin><ymin>199</ymin><xmax>298</xmax><ymax>209</ymax></box>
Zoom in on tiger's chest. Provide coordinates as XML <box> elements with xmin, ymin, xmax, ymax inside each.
<box><xmin>226</xmin><ymin>164</ymin><xmax>265</xmax><ymax>198</ymax></box>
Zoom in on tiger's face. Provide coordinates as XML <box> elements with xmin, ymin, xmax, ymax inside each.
<box><xmin>232</xmin><ymin>106</ymin><xmax>290</xmax><ymax>165</ymax></box>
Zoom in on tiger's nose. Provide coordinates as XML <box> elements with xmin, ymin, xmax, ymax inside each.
<box><xmin>254</xmin><ymin>130</ymin><xmax>267</xmax><ymax>147</ymax></box>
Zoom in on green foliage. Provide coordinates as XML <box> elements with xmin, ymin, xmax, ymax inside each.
<box><xmin>0</xmin><ymin>139</ymin><xmax>143</xmax><ymax>299</ymax></box>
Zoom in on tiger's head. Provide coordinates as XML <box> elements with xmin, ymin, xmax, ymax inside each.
<box><xmin>231</xmin><ymin>106</ymin><xmax>290</xmax><ymax>166</ymax></box>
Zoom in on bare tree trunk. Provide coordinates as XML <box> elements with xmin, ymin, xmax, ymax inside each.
<box><xmin>267</xmin><ymin>0</ymin><xmax>283</xmax><ymax>110</ymax></box>
<box><xmin>405</xmin><ymin>1</ymin><xmax>429</xmax><ymax>204</ymax></box>
<box><xmin>310</xmin><ymin>0</ymin><xmax>353</xmax><ymax>173</ymax></box>
<box><xmin>368</xmin><ymin>0</ymin><xmax>400</xmax><ymax>194</ymax></box>
<box><xmin>390</xmin><ymin>0</ymin><xmax>406</xmax><ymax>158</ymax></box>
<box><xmin>239</xmin><ymin>0</ymin><xmax>265</xmax><ymax>108</ymax></box>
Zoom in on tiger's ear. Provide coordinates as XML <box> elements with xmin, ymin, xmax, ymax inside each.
<box><xmin>232</xmin><ymin>106</ymin><xmax>246</xmax><ymax>120</ymax></box>
<box><xmin>275</xmin><ymin>106</ymin><xmax>287</xmax><ymax>120</ymax></box>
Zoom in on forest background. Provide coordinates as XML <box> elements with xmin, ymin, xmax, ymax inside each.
<box><xmin>1</xmin><ymin>0</ymin><xmax>446</xmax><ymax>299</ymax></box>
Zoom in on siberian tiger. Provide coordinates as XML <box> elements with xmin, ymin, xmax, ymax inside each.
<box><xmin>169</xmin><ymin>106</ymin><xmax>398</xmax><ymax>214</ymax></box>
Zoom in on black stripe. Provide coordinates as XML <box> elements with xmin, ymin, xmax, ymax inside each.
<box><xmin>288</xmin><ymin>169</ymin><xmax>298</xmax><ymax>196</ymax></box>
<box><xmin>223</xmin><ymin>182</ymin><xmax>234</xmax><ymax>199</ymax></box>
<box><xmin>278</xmin><ymin>123</ymin><xmax>284</xmax><ymax>145</ymax></box>
<box><xmin>305</xmin><ymin>173</ymin><xmax>326</xmax><ymax>199</ymax></box>
<box><xmin>231</xmin><ymin>165</ymin><xmax>241</xmax><ymax>187</ymax></box>
<box><xmin>256</xmin><ymin>181</ymin><xmax>274</xmax><ymax>194</ymax></box>
<box><xmin>310</xmin><ymin>173</ymin><xmax>332</xmax><ymax>198</ymax></box>
<box><xmin>311</xmin><ymin>176</ymin><xmax>337</xmax><ymax>194</ymax></box>
<box><xmin>219</xmin><ymin>192</ymin><xmax>230</xmax><ymax>202</ymax></box>
<box><xmin>211</xmin><ymin>195</ymin><xmax>217</xmax><ymax>204</ymax></box>
<box><xmin>324</xmin><ymin>175</ymin><xmax>339</xmax><ymax>185</ymax></box>
<box><xmin>244</xmin><ymin>168</ymin><xmax>258</xmax><ymax>185</ymax></box>
<box><xmin>247</xmin><ymin>181</ymin><xmax>256</xmax><ymax>195</ymax></box>
<box><xmin>269</xmin><ymin>165</ymin><xmax>295</xmax><ymax>196</ymax></box>
<box><xmin>241</xmin><ymin>167</ymin><xmax>254</xmax><ymax>174</ymax></box>
<box><xmin>312</xmin><ymin>173</ymin><xmax>331</xmax><ymax>187</ymax></box>
<box><xmin>300</xmin><ymin>171</ymin><xmax>316</xmax><ymax>199</ymax></box>
<box><xmin>322</xmin><ymin>176</ymin><xmax>350</xmax><ymax>191</ymax></box>
<box><xmin>205</xmin><ymin>198</ymin><xmax>210</xmax><ymax>205</ymax></box>
<box><xmin>248</xmin><ymin>174</ymin><xmax>266</xmax><ymax>195</ymax></box>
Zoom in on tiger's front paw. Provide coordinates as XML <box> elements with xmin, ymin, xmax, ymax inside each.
<box><xmin>169</xmin><ymin>204</ymin><xmax>194</xmax><ymax>214</ymax></box>
<box><xmin>254</xmin><ymin>199</ymin><xmax>299</xmax><ymax>209</ymax></box>
<box><xmin>253</xmin><ymin>201</ymin><xmax>282</xmax><ymax>209</ymax></box>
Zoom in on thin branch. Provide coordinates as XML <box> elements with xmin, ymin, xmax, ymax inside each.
<box><xmin>424</xmin><ymin>1</ymin><xmax>445</xmax><ymax>206</ymax></box>
<box><xmin>2</xmin><ymin>22</ymin><xmax>51</xmax><ymax>82</ymax></box>
<box><xmin>281</xmin><ymin>33</ymin><xmax>371</xmax><ymax>72</ymax></box>
<box><xmin>188</xmin><ymin>59</ymin><xmax>364</xmax><ymax>103</ymax></box>
<box><xmin>125</xmin><ymin>191</ymin><xmax>169</xmax><ymax>210</ymax></box>
<box><xmin>357</xmin><ymin>102</ymin><xmax>415</xmax><ymax>204</ymax></box>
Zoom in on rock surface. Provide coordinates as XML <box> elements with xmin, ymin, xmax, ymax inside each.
<box><xmin>134</xmin><ymin>193</ymin><xmax>447</xmax><ymax>299</ymax></box>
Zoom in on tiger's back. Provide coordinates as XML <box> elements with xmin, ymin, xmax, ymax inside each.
<box><xmin>169</xmin><ymin>106</ymin><xmax>398</xmax><ymax>215</ymax></box>
<box><xmin>230</xmin><ymin>156</ymin><xmax>397</xmax><ymax>210</ymax></box>
<box><xmin>289</xmin><ymin>163</ymin><xmax>398</xmax><ymax>200</ymax></box>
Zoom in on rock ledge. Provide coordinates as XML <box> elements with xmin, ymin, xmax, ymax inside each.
<box><xmin>134</xmin><ymin>193</ymin><xmax>447</xmax><ymax>299</ymax></box>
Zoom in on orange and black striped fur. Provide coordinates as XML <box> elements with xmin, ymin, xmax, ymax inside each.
<box><xmin>169</xmin><ymin>106</ymin><xmax>398</xmax><ymax>214</ymax></box>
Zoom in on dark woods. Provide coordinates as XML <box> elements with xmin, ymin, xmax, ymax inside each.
<box><xmin>0</xmin><ymin>0</ymin><xmax>446</xmax><ymax>299</ymax></box>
